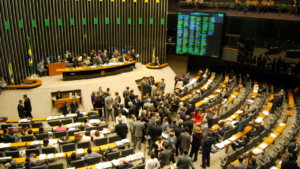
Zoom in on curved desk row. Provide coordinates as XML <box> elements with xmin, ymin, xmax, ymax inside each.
<box><xmin>4</xmin><ymin>79</ymin><xmax>42</xmax><ymax>89</ymax></box>
<box><xmin>146</xmin><ymin>62</ymin><xmax>169</xmax><ymax>69</ymax></box>
<box><xmin>56</xmin><ymin>61</ymin><xmax>137</xmax><ymax>81</ymax></box>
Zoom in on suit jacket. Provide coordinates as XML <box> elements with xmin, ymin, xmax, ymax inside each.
<box><xmin>217</xmin><ymin>126</ymin><xmax>231</xmax><ymax>136</ymax></box>
<box><xmin>129</xmin><ymin>93</ymin><xmax>135</xmax><ymax>101</ymax></box>
<box><xmin>129</xmin><ymin>105</ymin><xmax>136</xmax><ymax>116</ymax></box>
<box><xmin>115</xmin><ymin>95</ymin><xmax>121</xmax><ymax>103</ymax></box>
<box><xmin>178</xmin><ymin>112</ymin><xmax>186</xmax><ymax>121</ymax></box>
<box><xmin>115</xmin><ymin>123</ymin><xmax>128</xmax><ymax>139</ymax></box>
<box><xmin>186</xmin><ymin>104</ymin><xmax>193</xmax><ymax>117</ymax></box>
<box><xmin>131</xmin><ymin>52</ymin><xmax>137</xmax><ymax>60</ymax></box>
<box><xmin>135</xmin><ymin>99</ymin><xmax>141</xmax><ymax>114</ymax></box>
<box><xmin>234</xmin><ymin>162</ymin><xmax>246</xmax><ymax>169</ymax></box>
<box><xmin>125</xmin><ymin>96</ymin><xmax>131</xmax><ymax>109</ymax></box>
<box><xmin>183</xmin><ymin>121</ymin><xmax>194</xmax><ymax>133</ymax></box>
<box><xmin>3</xmin><ymin>133</ymin><xmax>16</xmax><ymax>142</ymax></box>
<box><xmin>105</xmin><ymin>96</ymin><xmax>113</xmax><ymax>108</ymax></box>
<box><xmin>176</xmin><ymin>155</ymin><xmax>195</xmax><ymax>169</ymax></box>
<box><xmin>143</xmin><ymin>83</ymin><xmax>151</xmax><ymax>96</ymax></box>
<box><xmin>206</xmin><ymin>113</ymin><xmax>213</xmax><ymax>128</ymax></box>
<box><xmin>288</xmin><ymin>143</ymin><xmax>299</xmax><ymax>161</ymax></box>
<box><xmin>37</xmin><ymin>62</ymin><xmax>45</xmax><ymax>72</ymax></box>
<box><xmin>123</xmin><ymin>89</ymin><xmax>129</xmax><ymax>98</ymax></box>
<box><xmin>70</xmin><ymin>101</ymin><xmax>79</xmax><ymax>113</ymax></box>
<box><xmin>281</xmin><ymin>159</ymin><xmax>299</xmax><ymax>169</ymax></box>
<box><xmin>73</xmin><ymin>58</ymin><xmax>80</xmax><ymax>67</ymax></box>
<box><xmin>248</xmin><ymin>125</ymin><xmax>265</xmax><ymax>137</ymax></box>
<box><xmin>24</xmin><ymin>98</ymin><xmax>32</xmax><ymax>112</ymax></box>
<box><xmin>113</xmin><ymin>102</ymin><xmax>119</xmax><ymax>115</ymax></box>
<box><xmin>191</xmin><ymin>133</ymin><xmax>202</xmax><ymax>147</ymax></box>
<box><xmin>246</xmin><ymin>163</ymin><xmax>258</xmax><ymax>169</ymax></box>
<box><xmin>150</xmin><ymin>125</ymin><xmax>162</xmax><ymax>140</ymax></box>
<box><xmin>158</xmin><ymin>149</ymin><xmax>172</xmax><ymax>167</ymax></box>
<box><xmin>179</xmin><ymin>132</ymin><xmax>191</xmax><ymax>150</ymax></box>
<box><xmin>202</xmin><ymin>137</ymin><xmax>216</xmax><ymax>154</ymax></box>
<box><xmin>87</xmin><ymin>112</ymin><xmax>97</xmax><ymax>117</ymax></box>
<box><xmin>237</xmin><ymin>117</ymin><xmax>247</xmax><ymax>132</ymax></box>
<box><xmin>175</xmin><ymin>127</ymin><xmax>185</xmax><ymax>139</ymax></box>
<box><xmin>18</xmin><ymin>104</ymin><xmax>26</xmax><ymax>118</ymax></box>
<box><xmin>100</xmin><ymin>53</ymin><xmax>107</xmax><ymax>62</ymax></box>
<box><xmin>133</xmin><ymin>121</ymin><xmax>145</xmax><ymax>137</ymax></box>
<box><xmin>118</xmin><ymin>57</ymin><xmax>126</xmax><ymax>62</ymax></box>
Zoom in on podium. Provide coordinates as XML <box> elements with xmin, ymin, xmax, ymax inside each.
<box><xmin>49</xmin><ymin>62</ymin><xmax>66</xmax><ymax>76</ymax></box>
<box><xmin>54</xmin><ymin>97</ymin><xmax>80</xmax><ymax>108</ymax></box>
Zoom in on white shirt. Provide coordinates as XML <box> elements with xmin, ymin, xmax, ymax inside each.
<box><xmin>145</xmin><ymin>158</ymin><xmax>160</xmax><ymax>169</ymax></box>
<box><xmin>69</xmin><ymin>92</ymin><xmax>77</xmax><ymax>98</ymax></box>
<box><xmin>116</xmin><ymin>115</ymin><xmax>127</xmax><ymax>124</ymax></box>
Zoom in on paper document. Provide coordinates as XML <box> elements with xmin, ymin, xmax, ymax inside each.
<box><xmin>39</xmin><ymin>154</ymin><xmax>46</xmax><ymax>160</ymax></box>
<box><xmin>55</xmin><ymin>153</ymin><xmax>64</xmax><ymax>157</ymax></box>
<box><xmin>77</xmin><ymin>149</ymin><xmax>84</xmax><ymax>154</ymax></box>
<box><xmin>259</xmin><ymin>143</ymin><xmax>268</xmax><ymax>149</ymax></box>
<box><xmin>270</xmin><ymin>133</ymin><xmax>277</xmax><ymax>138</ymax></box>
<box><xmin>255</xmin><ymin>117</ymin><xmax>263</xmax><ymax>123</ymax></box>
<box><xmin>263</xmin><ymin>111</ymin><xmax>269</xmax><ymax>115</ymax></box>
<box><xmin>47</xmin><ymin>154</ymin><xmax>54</xmax><ymax>159</ymax></box>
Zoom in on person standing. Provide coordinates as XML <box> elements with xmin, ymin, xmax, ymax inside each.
<box><xmin>179</xmin><ymin>127</ymin><xmax>191</xmax><ymax>155</ymax></box>
<box><xmin>159</xmin><ymin>79</ymin><xmax>166</xmax><ymax>94</ymax></box>
<box><xmin>123</xmin><ymin>86</ymin><xmax>130</xmax><ymax>101</ymax></box>
<box><xmin>0</xmin><ymin>77</ymin><xmax>7</xmax><ymax>95</ymax></box>
<box><xmin>288</xmin><ymin>138</ymin><xmax>299</xmax><ymax>161</ymax></box>
<box><xmin>17</xmin><ymin>100</ymin><xmax>26</xmax><ymax>119</ymax></box>
<box><xmin>131</xmin><ymin>49</ymin><xmax>137</xmax><ymax>61</ymax></box>
<box><xmin>201</xmin><ymin>132</ymin><xmax>216</xmax><ymax>168</ymax></box>
<box><xmin>70</xmin><ymin>100</ymin><xmax>78</xmax><ymax>113</ymax></box>
<box><xmin>105</xmin><ymin>93</ymin><xmax>114</xmax><ymax>121</ymax></box>
<box><xmin>174</xmin><ymin>74</ymin><xmax>180</xmax><ymax>89</ymax></box>
<box><xmin>62</xmin><ymin>102</ymin><xmax>68</xmax><ymax>116</ymax></box>
<box><xmin>133</xmin><ymin>116</ymin><xmax>145</xmax><ymax>150</ymax></box>
<box><xmin>176</xmin><ymin>149</ymin><xmax>195</xmax><ymax>169</ymax></box>
<box><xmin>184</xmin><ymin>72</ymin><xmax>190</xmax><ymax>84</ymax></box>
<box><xmin>158</xmin><ymin>143</ymin><xmax>172</xmax><ymax>167</ymax></box>
<box><xmin>91</xmin><ymin>91</ymin><xmax>96</xmax><ymax>110</ymax></box>
<box><xmin>23</xmin><ymin>95</ymin><xmax>33</xmax><ymax>118</ymax></box>
<box><xmin>115</xmin><ymin>119</ymin><xmax>128</xmax><ymax>139</ymax></box>
<box><xmin>189</xmin><ymin>127</ymin><xmax>202</xmax><ymax>162</ymax></box>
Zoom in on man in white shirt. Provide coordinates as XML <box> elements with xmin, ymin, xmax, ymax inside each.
<box><xmin>0</xmin><ymin>77</ymin><xmax>7</xmax><ymax>95</ymax></box>
<box><xmin>115</xmin><ymin>112</ymin><xmax>126</xmax><ymax>124</ymax></box>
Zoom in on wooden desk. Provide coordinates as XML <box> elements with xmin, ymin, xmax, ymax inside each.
<box><xmin>146</xmin><ymin>62</ymin><xmax>169</xmax><ymax>69</ymax></box>
<box><xmin>252</xmin><ymin>80</ymin><xmax>259</xmax><ymax>99</ymax></box>
<box><xmin>6</xmin><ymin>119</ymin><xmax>20</xmax><ymax>123</ymax></box>
<box><xmin>228</xmin><ymin>91</ymin><xmax>239</xmax><ymax>104</ymax></box>
<box><xmin>56</xmin><ymin>61</ymin><xmax>137</xmax><ymax>81</ymax></box>
<box><xmin>4</xmin><ymin>79</ymin><xmax>42</xmax><ymax>89</ymax></box>
<box><xmin>254</xmin><ymin>85</ymin><xmax>274</xmax><ymax>124</ymax></box>
<box><xmin>54</xmin><ymin>97</ymin><xmax>80</xmax><ymax>108</ymax></box>
<box><xmin>32</xmin><ymin>117</ymin><xmax>48</xmax><ymax>121</ymax></box>
<box><xmin>222</xmin><ymin>74</ymin><xmax>229</xmax><ymax>88</ymax></box>
<box><xmin>288</xmin><ymin>89</ymin><xmax>294</xmax><ymax>109</ymax></box>
<box><xmin>48</xmin><ymin>62</ymin><xmax>66</xmax><ymax>76</ymax></box>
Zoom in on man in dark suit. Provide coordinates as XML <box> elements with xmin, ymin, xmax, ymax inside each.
<box><xmin>23</xmin><ymin>95</ymin><xmax>32</xmax><ymax>118</ymax></box>
<box><xmin>178</xmin><ymin>107</ymin><xmax>187</xmax><ymax>121</ymax></box>
<box><xmin>186</xmin><ymin>101</ymin><xmax>193</xmax><ymax>117</ymax></box>
<box><xmin>134</xmin><ymin>95</ymin><xmax>141</xmax><ymax>117</ymax></box>
<box><xmin>281</xmin><ymin>153</ymin><xmax>299</xmax><ymax>169</ymax></box>
<box><xmin>115</xmin><ymin>92</ymin><xmax>121</xmax><ymax>104</ymax></box>
<box><xmin>269</xmin><ymin>94</ymin><xmax>280</xmax><ymax>113</ymax></box>
<box><xmin>247</xmin><ymin>158</ymin><xmax>258</xmax><ymax>169</ymax></box>
<box><xmin>128</xmin><ymin>102</ymin><xmax>136</xmax><ymax>117</ymax></box>
<box><xmin>55</xmin><ymin>55</ymin><xmax>62</xmax><ymax>62</ymax></box>
<box><xmin>73</xmin><ymin>55</ymin><xmax>81</xmax><ymax>68</ymax></box>
<box><xmin>237</xmin><ymin>114</ymin><xmax>247</xmax><ymax>132</ymax></box>
<box><xmin>231</xmin><ymin>136</ymin><xmax>248</xmax><ymax>150</ymax></box>
<box><xmin>258</xmin><ymin>84</ymin><xmax>267</xmax><ymax>94</ymax></box>
<box><xmin>143</xmin><ymin>80</ymin><xmax>151</xmax><ymax>96</ymax></box>
<box><xmin>201</xmin><ymin>132</ymin><xmax>216</xmax><ymax>168</ymax></box>
<box><xmin>214</xmin><ymin>122</ymin><xmax>231</xmax><ymax>142</ymax></box>
<box><xmin>129</xmin><ymin>89</ymin><xmax>135</xmax><ymax>101</ymax></box>
<box><xmin>125</xmin><ymin>93</ymin><xmax>131</xmax><ymax>109</ymax></box>
<box><xmin>288</xmin><ymin>138</ymin><xmax>299</xmax><ymax>161</ymax></box>
<box><xmin>149</xmin><ymin>121</ymin><xmax>162</xmax><ymax>155</ymax></box>
<box><xmin>248</xmin><ymin>122</ymin><xmax>265</xmax><ymax>138</ymax></box>
<box><xmin>131</xmin><ymin>49</ymin><xmax>137</xmax><ymax>60</ymax></box>
<box><xmin>112</xmin><ymin>99</ymin><xmax>120</xmax><ymax>118</ymax></box>
<box><xmin>3</xmin><ymin>129</ymin><xmax>19</xmax><ymax>143</ymax></box>
<box><xmin>133</xmin><ymin>117</ymin><xmax>145</xmax><ymax>150</ymax></box>
<box><xmin>115</xmin><ymin>119</ymin><xmax>128</xmax><ymax>139</ymax></box>
<box><xmin>100</xmin><ymin>50</ymin><xmax>108</xmax><ymax>61</ymax></box>
<box><xmin>206</xmin><ymin>112</ymin><xmax>213</xmax><ymax>128</ymax></box>
<box><xmin>70</xmin><ymin>100</ymin><xmax>79</xmax><ymax>113</ymax></box>
<box><xmin>179</xmin><ymin>127</ymin><xmax>191</xmax><ymax>155</ymax></box>
<box><xmin>174</xmin><ymin>123</ymin><xmax>185</xmax><ymax>156</ymax></box>
<box><xmin>17</xmin><ymin>100</ymin><xmax>26</xmax><ymax>119</ymax></box>
<box><xmin>176</xmin><ymin>149</ymin><xmax>195</xmax><ymax>169</ymax></box>
<box><xmin>158</xmin><ymin>143</ymin><xmax>172</xmax><ymax>167</ymax></box>
<box><xmin>183</xmin><ymin>116</ymin><xmax>194</xmax><ymax>134</ymax></box>
<box><xmin>44</xmin><ymin>57</ymin><xmax>51</xmax><ymax>70</ymax></box>
<box><xmin>123</xmin><ymin>86</ymin><xmax>130</xmax><ymax>99</ymax></box>
<box><xmin>119</xmin><ymin>54</ymin><xmax>127</xmax><ymax>62</ymax></box>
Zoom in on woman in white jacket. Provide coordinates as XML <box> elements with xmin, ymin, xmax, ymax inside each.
<box><xmin>145</xmin><ymin>152</ymin><xmax>160</xmax><ymax>169</ymax></box>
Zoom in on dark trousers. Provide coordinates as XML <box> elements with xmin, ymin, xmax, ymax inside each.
<box><xmin>170</xmin><ymin>153</ymin><xmax>176</xmax><ymax>163</ymax></box>
<box><xmin>175</xmin><ymin>141</ymin><xmax>181</xmax><ymax>156</ymax></box>
<box><xmin>189</xmin><ymin>145</ymin><xmax>200</xmax><ymax>161</ymax></box>
<box><xmin>202</xmin><ymin>152</ymin><xmax>211</xmax><ymax>167</ymax></box>
<box><xmin>26</xmin><ymin>111</ymin><xmax>33</xmax><ymax>118</ymax></box>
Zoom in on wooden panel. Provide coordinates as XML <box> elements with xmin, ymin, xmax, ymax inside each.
<box><xmin>54</xmin><ymin>97</ymin><xmax>80</xmax><ymax>108</ymax></box>
<box><xmin>4</xmin><ymin>79</ymin><xmax>42</xmax><ymax>89</ymax></box>
<box><xmin>48</xmin><ymin>62</ymin><xmax>66</xmax><ymax>76</ymax></box>
<box><xmin>146</xmin><ymin>62</ymin><xmax>169</xmax><ymax>69</ymax></box>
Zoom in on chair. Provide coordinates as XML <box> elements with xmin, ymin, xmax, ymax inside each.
<box><xmin>31</xmin><ymin>122</ymin><xmax>43</xmax><ymax>128</ymax></box>
<box><xmin>212</xmin><ymin>117</ymin><xmax>220</xmax><ymax>125</ymax></box>
<box><xmin>48</xmin><ymin>163</ymin><xmax>64</xmax><ymax>169</ymax></box>
<box><xmin>42</xmin><ymin>147</ymin><xmax>56</xmax><ymax>154</ymax></box>
<box><xmin>77</xmin><ymin>117</ymin><xmax>88</xmax><ymax>122</ymax></box>
<box><xmin>245</xmin><ymin>140</ymin><xmax>254</xmax><ymax>151</ymax></box>
<box><xmin>109</xmin><ymin>135</ymin><xmax>121</xmax><ymax>143</ymax></box>
<box><xmin>89</xmin><ymin>115</ymin><xmax>99</xmax><ymax>119</ymax></box>
<box><xmin>77</xmin><ymin>141</ymin><xmax>91</xmax><ymax>149</ymax></box>
<box><xmin>18</xmin><ymin>123</ymin><xmax>30</xmax><ymax>129</ymax></box>
<box><xmin>5</xmin><ymin>151</ymin><xmax>20</xmax><ymax>158</ymax></box>
<box><xmin>2</xmin><ymin>137</ymin><xmax>14</xmax><ymax>143</ymax></box>
<box><xmin>260</xmin><ymin>130</ymin><xmax>267</xmax><ymax>141</ymax></box>
<box><xmin>253</xmin><ymin>136</ymin><xmax>260</xmax><ymax>146</ymax></box>
<box><xmin>68</xmin><ymin>129</ymin><xmax>80</xmax><ymax>136</ymax></box>
<box><xmin>21</xmin><ymin>135</ymin><xmax>34</xmax><ymax>142</ymax></box>
<box><xmin>136</xmin><ymin>164</ymin><xmax>145</xmax><ymax>169</ymax></box>
<box><xmin>121</xmin><ymin>148</ymin><xmax>134</xmax><ymax>157</ymax></box>
<box><xmin>220</xmin><ymin>151</ymin><xmax>237</xmax><ymax>168</ymax></box>
<box><xmin>98</xmin><ymin>124</ymin><xmax>109</xmax><ymax>131</ymax></box>
<box><xmin>54</xmin><ymin>131</ymin><xmax>67</xmax><ymax>138</ymax></box>
<box><xmin>48</xmin><ymin>120</ymin><xmax>59</xmax><ymax>127</ymax></box>
<box><xmin>86</xmin><ymin>127</ymin><xmax>97</xmax><ymax>131</ymax></box>
<box><xmin>1</xmin><ymin>124</ymin><xmax>12</xmax><ymax>130</ymax></box>
<box><xmin>70</xmin><ymin>159</ymin><xmax>86</xmax><ymax>168</ymax></box>
<box><xmin>86</xmin><ymin>156</ymin><xmax>101</xmax><ymax>165</ymax></box>
<box><xmin>62</xmin><ymin>143</ymin><xmax>76</xmax><ymax>152</ymax></box>
<box><xmin>94</xmin><ymin>138</ymin><xmax>108</xmax><ymax>146</ymax></box>
<box><xmin>36</xmin><ymin>133</ymin><xmax>49</xmax><ymax>140</ymax></box>
<box><xmin>26</xmin><ymin>149</ymin><xmax>40</xmax><ymax>156</ymax></box>
<box><xmin>61</xmin><ymin>119</ymin><xmax>73</xmax><ymax>125</ymax></box>
<box><xmin>31</xmin><ymin>166</ymin><xmax>46</xmax><ymax>169</ymax></box>
<box><xmin>0</xmin><ymin>152</ymin><xmax>3</xmax><ymax>157</ymax></box>
<box><xmin>235</xmin><ymin>146</ymin><xmax>244</xmax><ymax>158</ymax></box>
<box><xmin>106</xmin><ymin>151</ymin><xmax>120</xmax><ymax>161</ymax></box>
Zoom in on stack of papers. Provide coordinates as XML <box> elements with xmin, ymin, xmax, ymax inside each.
<box><xmin>89</xmin><ymin>119</ymin><xmax>101</xmax><ymax>124</ymax></box>
<box><xmin>248</xmin><ymin>100</ymin><xmax>254</xmax><ymax>104</ymax></box>
<box><xmin>49</xmin><ymin>139</ymin><xmax>57</xmax><ymax>144</ymax></box>
<box><xmin>263</xmin><ymin>111</ymin><xmax>269</xmax><ymax>116</ymax></box>
<box><xmin>77</xmin><ymin>149</ymin><xmax>84</xmax><ymax>154</ymax></box>
<box><xmin>111</xmin><ymin>159</ymin><xmax>121</xmax><ymax>166</ymax></box>
<box><xmin>66</xmin><ymin>114</ymin><xmax>76</xmax><ymax>117</ymax></box>
<box><xmin>279</xmin><ymin>123</ymin><xmax>285</xmax><ymax>126</ymax></box>
<box><xmin>259</xmin><ymin>143</ymin><xmax>268</xmax><ymax>149</ymax></box>
<box><xmin>30</xmin><ymin>141</ymin><xmax>40</xmax><ymax>146</ymax></box>
<box><xmin>231</xmin><ymin>115</ymin><xmax>236</xmax><ymax>119</ymax></box>
<box><xmin>270</xmin><ymin>133</ymin><xmax>277</xmax><ymax>138</ymax></box>
<box><xmin>47</xmin><ymin>154</ymin><xmax>54</xmax><ymax>159</ymax></box>
<box><xmin>253</xmin><ymin>148</ymin><xmax>262</xmax><ymax>155</ymax></box>
<box><xmin>81</xmin><ymin>112</ymin><xmax>87</xmax><ymax>116</ymax></box>
<box><xmin>39</xmin><ymin>154</ymin><xmax>46</xmax><ymax>160</ymax></box>
<box><xmin>19</xmin><ymin>119</ymin><xmax>31</xmax><ymax>123</ymax></box>
<box><xmin>255</xmin><ymin>117</ymin><xmax>263</xmax><ymax>123</ymax></box>
<box><xmin>253</xmin><ymin>90</ymin><xmax>258</xmax><ymax>93</ymax></box>
<box><xmin>231</xmin><ymin>95</ymin><xmax>237</xmax><ymax>98</ymax></box>
<box><xmin>229</xmin><ymin>136</ymin><xmax>237</xmax><ymax>142</ymax></box>
<box><xmin>96</xmin><ymin>162</ymin><xmax>112</xmax><ymax>169</ymax></box>
<box><xmin>121</xmin><ymin>139</ymin><xmax>130</xmax><ymax>144</ymax></box>
<box><xmin>216</xmin><ymin>89</ymin><xmax>221</xmax><ymax>92</ymax></box>
<box><xmin>215</xmin><ymin>143</ymin><xmax>224</xmax><ymax>149</ymax></box>
<box><xmin>237</xmin><ymin>110</ymin><xmax>243</xmax><ymax>114</ymax></box>
<box><xmin>115</xmin><ymin>141</ymin><xmax>123</xmax><ymax>147</ymax></box>
<box><xmin>0</xmin><ymin>143</ymin><xmax>10</xmax><ymax>148</ymax></box>
<box><xmin>55</xmin><ymin>153</ymin><xmax>64</xmax><ymax>158</ymax></box>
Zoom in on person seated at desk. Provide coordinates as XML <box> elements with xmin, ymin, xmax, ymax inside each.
<box><xmin>84</xmin><ymin>147</ymin><xmax>101</xmax><ymax>160</ymax></box>
<box><xmin>267</xmin><ymin>0</ymin><xmax>274</xmax><ymax>12</ymax></box>
<box><xmin>74</xmin><ymin>110</ymin><xmax>83</xmax><ymax>122</ymax></box>
<box><xmin>118</xmin><ymin>159</ymin><xmax>134</xmax><ymax>169</ymax></box>
<box><xmin>87</xmin><ymin>110</ymin><xmax>98</xmax><ymax>117</ymax></box>
<box><xmin>231</xmin><ymin>136</ymin><xmax>248</xmax><ymax>150</ymax></box>
<box><xmin>154</xmin><ymin>57</ymin><xmax>160</xmax><ymax>66</ymax></box>
<box><xmin>28</xmin><ymin>158</ymin><xmax>48</xmax><ymax>169</ymax></box>
<box><xmin>44</xmin><ymin>57</ymin><xmax>51</xmax><ymax>70</ymax></box>
<box><xmin>258</xmin><ymin>84</ymin><xmax>267</xmax><ymax>94</ymax></box>
<box><xmin>26</xmin><ymin>129</ymin><xmax>36</xmax><ymax>139</ymax></box>
<box><xmin>67</xmin><ymin>152</ymin><xmax>81</xmax><ymax>165</ymax></box>
<box><xmin>228</xmin><ymin>76</ymin><xmax>236</xmax><ymax>84</ymax></box>
<box><xmin>213</xmin><ymin>122</ymin><xmax>231</xmax><ymax>142</ymax></box>
<box><xmin>105</xmin><ymin>146</ymin><xmax>117</xmax><ymax>160</ymax></box>
<box><xmin>247</xmin><ymin>158</ymin><xmax>258</xmax><ymax>169</ymax></box>
<box><xmin>37</xmin><ymin>126</ymin><xmax>46</xmax><ymax>134</ymax></box>
<box><xmin>93</xmin><ymin>130</ymin><xmax>104</xmax><ymax>143</ymax></box>
<box><xmin>0</xmin><ymin>77</ymin><xmax>7</xmax><ymax>95</ymax></box>
<box><xmin>8</xmin><ymin>160</ymin><xmax>23</xmax><ymax>169</ymax></box>
<box><xmin>110</xmin><ymin>57</ymin><xmax>118</xmax><ymax>63</ymax></box>
<box><xmin>119</xmin><ymin>54</ymin><xmax>127</xmax><ymax>62</ymax></box>
<box><xmin>2</xmin><ymin>129</ymin><xmax>20</xmax><ymax>143</ymax></box>
<box><xmin>41</xmin><ymin>138</ymin><xmax>54</xmax><ymax>148</ymax></box>
<box><xmin>236</xmin><ymin>0</ymin><xmax>242</xmax><ymax>11</ymax></box>
<box><xmin>81</xmin><ymin>130</ymin><xmax>92</xmax><ymax>142</ymax></box>
<box><xmin>70</xmin><ymin>99</ymin><xmax>79</xmax><ymax>114</ymax></box>
<box><xmin>21</xmin><ymin>126</ymin><xmax>29</xmax><ymax>135</ymax></box>
<box><xmin>56</xmin><ymin>91</ymin><xmax>62</xmax><ymax>100</ymax></box>
<box><xmin>55</xmin><ymin>122</ymin><xmax>67</xmax><ymax>132</ymax></box>
<box><xmin>260</xmin><ymin>0</ymin><xmax>268</xmax><ymax>13</ymax></box>
<box><xmin>69</xmin><ymin>91</ymin><xmax>77</xmax><ymax>98</ymax></box>
<box><xmin>103</xmin><ymin>57</ymin><xmax>110</xmax><ymax>64</ymax></box>
<box><xmin>244</xmin><ymin>0</ymin><xmax>252</xmax><ymax>13</ymax></box>
<box><xmin>37</xmin><ymin>60</ymin><xmax>48</xmax><ymax>77</ymax></box>
<box><xmin>73</xmin><ymin>55</ymin><xmax>81</xmax><ymax>68</ymax></box>
<box><xmin>55</xmin><ymin>55</ymin><xmax>62</xmax><ymax>62</ymax></box>
<box><xmin>247</xmin><ymin>121</ymin><xmax>265</xmax><ymax>138</ymax></box>
<box><xmin>249</xmin><ymin>0</ymin><xmax>259</xmax><ymax>12</ymax></box>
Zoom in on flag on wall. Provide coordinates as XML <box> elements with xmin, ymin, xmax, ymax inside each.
<box><xmin>27</xmin><ymin>37</ymin><xmax>34</xmax><ymax>71</ymax></box>
<box><xmin>152</xmin><ymin>48</ymin><xmax>155</xmax><ymax>66</ymax></box>
<box><xmin>8</xmin><ymin>63</ymin><xmax>15</xmax><ymax>85</ymax></box>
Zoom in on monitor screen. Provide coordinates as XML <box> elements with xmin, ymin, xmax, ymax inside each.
<box><xmin>176</xmin><ymin>12</ymin><xmax>225</xmax><ymax>58</ymax></box>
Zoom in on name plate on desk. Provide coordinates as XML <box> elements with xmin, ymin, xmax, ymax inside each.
<box><xmin>0</xmin><ymin>117</ymin><xmax>8</xmax><ymax>122</ymax></box>
<box><xmin>74</xmin><ymin>132</ymin><xmax>83</xmax><ymax>139</ymax></box>
<box><xmin>7</xmin><ymin>127</ymin><xmax>23</xmax><ymax>133</ymax></box>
